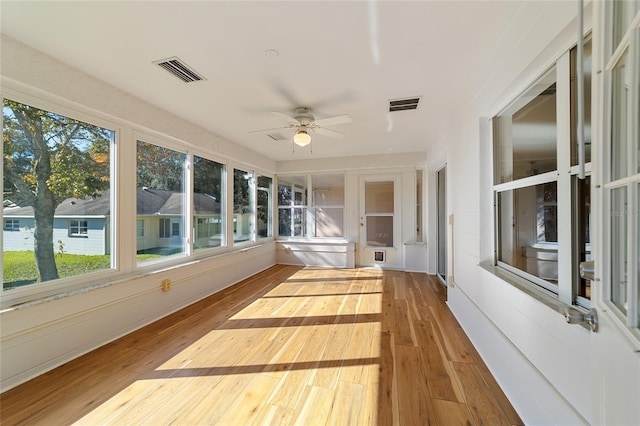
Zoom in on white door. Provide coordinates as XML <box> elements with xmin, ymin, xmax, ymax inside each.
<box><xmin>358</xmin><ymin>175</ymin><xmax>401</xmax><ymax>267</ymax></box>
<box><xmin>591</xmin><ymin>2</ymin><xmax>640</xmax><ymax>424</ymax></box>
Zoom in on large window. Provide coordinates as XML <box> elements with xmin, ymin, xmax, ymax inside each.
<box><xmin>193</xmin><ymin>156</ymin><xmax>225</xmax><ymax>250</ymax></box>
<box><xmin>233</xmin><ymin>168</ymin><xmax>254</xmax><ymax>243</ymax></box>
<box><xmin>2</xmin><ymin>98</ymin><xmax>272</xmax><ymax>302</ymax></box>
<box><xmin>136</xmin><ymin>140</ymin><xmax>186</xmax><ymax>261</ymax></box>
<box><xmin>601</xmin><ymin>2</ymin><xmax>640</xmax><ymax>331</ymax></box>
<box><xmin>277</xmin><ymin>174</ymin><xmax>345</xmax><ymax>238</ymax></box>
<box><xmin>2</xmin><ymin>99</ymin><xmax>114</xmax><ymax>290</ymax></box>
<box><xmin>493</xmin><ymin>37</ymin><xmax>592</xmax><ymax>306</ymax></box>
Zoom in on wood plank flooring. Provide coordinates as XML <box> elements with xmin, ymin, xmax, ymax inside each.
<box><xmin>0</xmin><ymin>265</ymin><xmax>523</xmax><ymax>425</ymax></box>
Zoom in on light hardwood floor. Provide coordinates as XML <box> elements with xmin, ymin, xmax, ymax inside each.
<box><xmin>0</xmin><ymin>265</ymin><xmax>522</xmax><ymax>425</ymax></box>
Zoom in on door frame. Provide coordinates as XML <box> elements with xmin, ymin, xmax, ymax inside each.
<box><xmin>358</xmin><ymin>174</ymin><xmax>401</xmax><ymax>268</ymax></box>
<box><xmin>436</xmin><ymin>165</ymin><xmax>447</xmax><ymax>286</ymax></box>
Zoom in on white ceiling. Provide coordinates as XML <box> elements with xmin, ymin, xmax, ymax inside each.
<box><xmin>0</xmin><ymin>1</ymin><xmax>578</xmax><ymax>162</ymax></box>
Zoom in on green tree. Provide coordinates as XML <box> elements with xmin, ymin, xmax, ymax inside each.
<box><xmin>136</xmin><ymin>141</ymin><xmax>185</xmax><ymax>191</ymax></box>
<box><xmin>3</xmin><ymin>100</ymin><xmax>111</xmax><ymax>282</ymax></box>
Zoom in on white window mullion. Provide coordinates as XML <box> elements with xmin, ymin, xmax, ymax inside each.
<box><xmin>306</xmin><ymin>175</ymin><xmax>313</xmax><ymax>238</ymax></box>
<box><xmin>557</xmin><ymin>51</ymin><xmax>574</xmax><ymax>304</ymax></box>
<box><xmin>628</xmin><ymin>183</ymin><xmax>638</xmax><ymax>327</ymax></box>
<box><xmin>185</xmin><ymin>154</ymin><xmax>193</xmax><ymax>256</ymax></box>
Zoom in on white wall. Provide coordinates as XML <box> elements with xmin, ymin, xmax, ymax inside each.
<box><xmin>0</xmin><ymin>36</ymin><xmax>277</xmax><ymax>392</ymax></box>
<box><xmin>427</xmin><ymin>5</ymin><xmax>594</xmax><ymax>425</ymax></box>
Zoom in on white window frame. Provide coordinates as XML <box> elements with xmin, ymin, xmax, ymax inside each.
<box><xmin>277</xmin><ymin>175</ymin><xmax>308</xmax><ymax>238</ymax></box>
<box><xmin>1</xmin><ymin>87</ymin><xmax>118</xmax><ymax>307</ymax></box>
<box><xmin>598</xmin><ymin>5</ymin><xmax>640</xmax><ymax>336</ymax></box>
<box><xmin>493</xmin><ymin>41</ymin><xmax>593</xmax><ymax>308</ymax></box>
<box><xmin>231</xmin><ymin>167</ymin><xmax>256</xmax><ymax>245</ymax></box>
<box><xmin>191</xmin><ymin>155</ymin><xmax>227</xmax><ymax>252</ymax></box>
<box><xmin>277</xmin><ymin>173</ymin><xmax>346</xmax><ymax>239</ymax></box>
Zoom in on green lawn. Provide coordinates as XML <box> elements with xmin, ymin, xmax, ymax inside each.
<box><xmin>3</xmin><ymin>251</ymin><xmax>162</xmax><ymax>290</ymax></box>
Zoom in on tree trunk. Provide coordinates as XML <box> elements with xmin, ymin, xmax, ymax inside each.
<box><xmin>33</xmin><ymin>204</ymin><xmax>59</xmax><ymax>282</ymax></box>
<box><xmin>32</xmin><ymin>122</ymin><xmax>60</xmax><ymax>283</ymax></box>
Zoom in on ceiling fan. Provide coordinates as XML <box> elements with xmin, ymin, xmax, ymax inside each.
<box><xmin>250</xmin><ymin>107</ymin><xmax>352</xmax><ymax>147</ymax></box>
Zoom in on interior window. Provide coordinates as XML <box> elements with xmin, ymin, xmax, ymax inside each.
<box><xmin>312</xmin><ymin>174</ymin><xmax>344</xmax><ymax>237</ymax></box>
<box><xmin>494</xmin><ymin>68</ymin><xmax>557</xmax><ymax>184</ymax></box>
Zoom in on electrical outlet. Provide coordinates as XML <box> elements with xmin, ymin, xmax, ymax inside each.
<box><xmin>161</xmin><ymin>279</ymin><xmax>171</xmax><ymax>292</ymax></box>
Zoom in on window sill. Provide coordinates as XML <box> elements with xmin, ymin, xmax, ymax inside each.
<box><xmin>1</xmin><ymin>242</ymin><xmax>271</xmax><ymax>313</ymax></box>
<box><xmin>478</xmin><ymin>263</ymin><xmax>592</xmax><ymax>331</ymax></box>
<box><xmin>276</xmin><ymin>237</ymin><xmax>351</xmax><ymax>245</ymax></box>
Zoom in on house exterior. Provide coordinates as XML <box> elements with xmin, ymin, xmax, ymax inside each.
<box><xmin>3</xmin><ymin>188</ymin><xmax>223</xmax><ymax>255</ymax></box>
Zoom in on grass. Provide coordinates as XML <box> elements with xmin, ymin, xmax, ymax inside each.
<box><xmin>3</xmin><ymin>251</ymin><xmax>163</xmax><ymax>290</ymax></box>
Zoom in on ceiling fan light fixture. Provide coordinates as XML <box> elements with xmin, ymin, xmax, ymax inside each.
<box><xmin>293</xmin><ymin>129</ymin><xmax>311</xmax><ymax>147</ymax></box>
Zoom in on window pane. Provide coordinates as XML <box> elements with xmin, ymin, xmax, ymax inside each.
<box><xmin>257</xmin><ymin>176</ymin><xmax>272</xmax><ymax>238</ymax></box>
<box><xmin>312</xmin><ymin>174</ymin><xmax>344</xmax><ymax>237</ymax></box>
<box><xmin>367</xmin><ymin>216</ymin><xmax>393</xmax><ymax>247</ymax></box>
<box><xmin>136</xmin><ymin>141</ymin><xmax>186</xmax><ymax>261</ymax></box>
<box><xmin>497</xmin><ymin>183</ymin><xmax>558</xmax><ymax>288</ymax></box>
<box><xmin>365</xmin><ymin>181</ymin><xmax>394</xmax><ymax>213</ymax></box>
<box><xmin>610</xmin><ymin>187</ymin><xmax>628</xmax><ymax>313</ymax></box>
<box><xmin>494</xmin><ymin>68</ymin><xmax>557</xmax><ymax>183</ymax></box>
<box><xmin>193</xmin><ymin>157</ymin><xmax>225</xmax><ymax>250</ymax></box>
<box><xmin>612</xmin><ymin>1</ymin><xmax>640</xmax><ymax>48</ymax></box>
<box><xmin>314</xmin><ymin>208</ymin><xmax>343</xmax><ymax>237</ymax></box>
<box><xmin>278</xmin><ymin>176</ymin><xmax>306</xmax><ymax>206</ymax></box>
<box><xmin>536</xmin><ymin>182</ymin><xmax>558</xmax><ymax>243</ymax></box>
<box><xmin>3</xmin><ymin>99</ymin><xmax>113</xmax><ymax>289</ymax></box>
<box><xmin>611</xmin><ymin>50</ymin><xmax>629</xmax><ymax>181</ymax></box>
<box><xmin>278</xmin><ymin>176</ymin><xmax>307</xmax><ymax>237</ymax></box>
<box><xmin>234</xmin><ymin>168</ymin><xmax>253</xmax><ymax>243</ymax></box>
<box><xmin>570</xmin><ymin>37</ymin><xmax>592</xmax><ymax>165</ymax></box>
<box><xmin>136</xmin><ymin>220</ymin><xmax>144</xmax><ymax>238</ymax></box>
<box><xmin>312</xmin><ymin>174</ymin><xmax>344</xmax><ymax>206</ymax></box>
<box><xmin>573</xmin><ymin>176</ymin><xmax>591</xmax><ymax>300</ymax></box>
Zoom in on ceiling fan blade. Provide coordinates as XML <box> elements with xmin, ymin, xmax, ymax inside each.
<box><xmin>248</xmin><ymin>126</ymin><xmax>291</xmax><ymax>134</ymax></box>
<box><xmin>272</xmin><ymin>111</ymin><xmax>300</xmax><ymax>124</ymax></box>
<box><xmin>314</xmin><ymin>114</ymin><xmax>352</xmax><ymax>127</ymax></box>
<box><xmin>314</xmin><ymin>127</ymin><xmax>345</xmax><ymax>139</ymax></box>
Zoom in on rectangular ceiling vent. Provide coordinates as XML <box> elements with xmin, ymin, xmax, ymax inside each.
<box><xmin>389</xmin><ymin>97</ymin><xmax>420</xmax><ymax>112</ymax></box>
<box><xmin>153</xmin><ymin>57</ymin><xmax>206</xmax><ymax>83</ymax></box>
<box><xmin>267</xmin><ymin>133</ymin><xmax>288</xmax><ymax>141</ymax></box>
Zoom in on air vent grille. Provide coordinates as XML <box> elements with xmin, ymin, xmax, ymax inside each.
<box><xmin>389</xmin><ymin>97</ymin><xmax>420</xmax><ymax>112</ymax></box>
<box><xmin>153</xmin><ymin>57</ymin><xmax>206</xmax><ymax>83</ymax></box>
<box><xmin>267</xmin><ymin>133</ymin><xmax>288</xmax><ymax>141</ymax></box>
